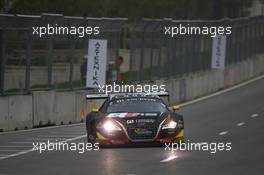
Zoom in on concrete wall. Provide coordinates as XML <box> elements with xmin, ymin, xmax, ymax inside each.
<box><xmin>0</xmin><ymin>95</ymin><xmax>33</xmax><ymax>131</ymax></box>
<box><xmin>0</xmin><ymin>96</ymin><xmax>9</xmax><ymax>131</ymax></box>
<box><xmin>156</xmin><ymin>54</ymin><xmax>264</xmax><ymax>104</ymax></box>
<box><xmin>33</xmin><ymin>91</ymin><xmax>56</xmax><ymax>126</ymax></box>
<box><xmin>0</xmin><ymin>90</ymin><xmax>93</xmax><ymax>132</ymax></box>
<box><xmin>8</xmin><ymin>95</ymin><xmax>33</xmax><ymax>130</ymax></box>
<box><xmin>53</xmin><ymin>92</ymin><xmax>76</xmax><ymax>125</ymax></box>
<box><xmin>1</xmin><ymin>54</ymin><xmax>264</xmax><ymax>132</ymax></box>
<box><xmin>33</xmin><ymin>91</ymin><xmax>90</xmax><ymax>126</ymax></box>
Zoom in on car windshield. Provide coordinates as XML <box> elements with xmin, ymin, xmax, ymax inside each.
<box><xmin>106</xmin><ymin>97</ymin><xmax>168</xmax><ymax>113</ymax></box>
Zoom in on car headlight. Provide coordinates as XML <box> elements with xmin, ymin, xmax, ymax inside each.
<box><xmin>162</xmin><ymin>120</ymin><xmax>177</xmax><ymax>130</ymax></box>
<box><xmin>103</xmin><ymin>120</ymin><xmax>122</xmax><ymax>132</ymax></box>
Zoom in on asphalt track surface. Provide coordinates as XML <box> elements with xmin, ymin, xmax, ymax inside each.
<box><xmin>0</xmin><ymin>77</ymin><xmax>264</xmax><ymax>175</ymax></box>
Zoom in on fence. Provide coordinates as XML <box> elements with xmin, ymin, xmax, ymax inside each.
<box><xmin>0</xmin><ymin>14</ymin><xmax>264</xmax><ymax>94</ymax></box>
<box><xmin>0</xmin><ymin>13</ymin><xmax>127</xmax><ymax>94</ymax></box>
<box><xmin>128</xmin><ymin>15</ymin><xmax>264</xmax><ymax>82</ymax></box>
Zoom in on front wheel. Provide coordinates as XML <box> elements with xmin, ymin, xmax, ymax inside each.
<box><xmin>86</xmin><ymin>121</ymin><xmax>97</xmax><ymax>144</ymax></box>
<box><xmin>87</xmin><ymin>132</ymin><xmax>96</xmax><ymax>144</ymax></box>
<box><xmin>86</xmin><ymin>113</ymin><xmax>98</xmax><ymax>144</ymax></box>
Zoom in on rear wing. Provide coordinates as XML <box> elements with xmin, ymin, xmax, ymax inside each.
<box><xmin>86</xmin><ymin>91</ymin><xmax>169</xmax><ymax>100</ymax></box>
<box><xmin>85</xmin><ymin>94</ymin><xmax>109</xmax><ymax>99</ymax></box>
<box><xmin>145</xmin><ymin>91</ymin><xmax>169</xmax><ymax>97</ymax></box>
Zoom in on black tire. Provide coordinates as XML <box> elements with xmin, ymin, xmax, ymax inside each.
<box><xmin>86</xmin><ymin>119</ymin><xmax>96</xmax><ymax>144</ymax></box>
<box><xmin>87</xmin><ymin>132</ymin><xmax>96</xmax><ymax>144</ymax></box>
<box><xmin>86</xmin><ymin>112</ymin><xmax>100</xmax><ymax>144</ymax></box>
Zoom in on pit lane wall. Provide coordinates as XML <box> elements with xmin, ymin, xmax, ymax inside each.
<box><xmin>156</xmin><ymin>54</ymin><xmax>264</xmax><ymax>104</ymax></box>
<box><xmin>0</xmin><ymin>54</ymin><xmax>264</xmax><ymax>132</ymax></box>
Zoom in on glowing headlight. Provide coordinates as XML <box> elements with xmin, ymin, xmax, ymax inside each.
<box><xmin>162</xmin><ymin>120</ymin><xmax>177</xmax><ymax>130</ymax></box>
<box><xmin>103</xmin><ymin>120</ymin><xmax>122</xmax><ymax>132</ymax></box>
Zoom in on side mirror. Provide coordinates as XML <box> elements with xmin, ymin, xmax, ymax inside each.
<box><xmin>170</xmin><ymin>105</ymin><xmax>180</xmax><ymax>111</ymax></box>
<box><xmin>91</xmin><ymin>108</ymin><xmax>99</xmax><ymax>113</ymax></box>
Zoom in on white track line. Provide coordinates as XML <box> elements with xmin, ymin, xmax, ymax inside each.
<box><xmin>181</xmin><ymin>74</ymin><xmax>264</xmax><ymax>107</ymax></box>
<box><xmin>0</xmin><ymin>123</ymin><xmax>85</xmax><ymax>135</ymax></box>
<box><xmin>236</xmin><ymin>122</ymin><xmax>245</xmax><ymax>127</ymax></box>
<box><xmin>0</xmin><ymin>149</ymin><xmax>34</xmax><ymax>160</ymax></box>
<box><xmin>50</xmin><ymin>132</ymin><xmax>84</xmax><ymax>135</ymax></box>
<box><xmin>57</xmin><ymin>129</ymin><xmax>85</xmax><ymax>131</ymax></box>
<box><xmin>0</xmin><ymin>145</ymin><xmax>32</xmax><ymax>148</ymax></box>
<box><xmin>0</xmin><ymin>134</ymin><xmax>87</xmax><ymax>160</ymax></box>
<box><xmin>250</xmin><ymin>114</ymin><xmax>259</xmax><ymax>118</ymax></box>
<box><xmin>219</xmin><ymin>131</ymin><xmax>229</xmax><ymax>136</ymax></box>
<box><xmin>12</xmin><ymin>141</ymin><xmax>39</xmax><ymax>144</ymax></box>
<box><xmin>0</xmin><ymin>149</ymin><xmax>28</xmax><ymax>152</ymax></box>
<box><xmin>0</xmin><ymin>154</ymin><xmax>8</xmax><ymax>156</ymax></box>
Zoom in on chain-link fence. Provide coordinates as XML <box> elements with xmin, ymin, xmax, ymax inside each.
<box><xmin>1</xmin><ymin>14</ymin><xmax>264</xmax><ymax>94</ymax></box>
<box><xmin>128</xmin><ymin>15</ymin><xmax>264</xmax><ymax>82</ymax></box>
<box><xmin>0</xmin><ymin>13</ymin><xmax>127</xmax><ymax>94</ymax></box>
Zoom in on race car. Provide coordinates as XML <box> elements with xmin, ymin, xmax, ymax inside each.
<box><xmin>85</xmin><ymin>92</ymin><xmax>184</xmax><ymax>146</ymax></box>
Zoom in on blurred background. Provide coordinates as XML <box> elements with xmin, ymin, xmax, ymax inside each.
<box><xmin>1</xmin><ymin>0</ymin><xmax>263</xmax><ymax>19</ymax></box>
<box><xmin>0</xmin><ymin>0</ymin><xmax>263</xmax><ymax>94</ymax></box>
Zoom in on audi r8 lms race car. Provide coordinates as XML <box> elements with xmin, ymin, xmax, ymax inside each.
<box><xmin>85</xmin><ymin>92</ymin><xmax>184</xmax><ymax>146</ymax></box>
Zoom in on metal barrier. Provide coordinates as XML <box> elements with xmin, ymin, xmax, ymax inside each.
<box><xmin>0</xmin><ymin>13</ymin><xmax>127</xmax><ymax>94</ymax></box>
<box><xmin>0</xmin><ymin>14</ymin><xmax>264</xmax><ymax>94</ymax></box>
<box><xmin>128</xmin><ymin>16</ymin><xmax>264</xmax><ymax>82</ymax></box>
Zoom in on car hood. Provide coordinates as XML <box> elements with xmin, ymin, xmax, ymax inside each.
<box><xmin>104</xmin><ymin>112</ymin><xmax>169</xmax><ymax>126</ymax></box>
<box><xmin>105</xmin><ymin>112</ymin><xmax>160</xmax><ymax>118</ymax></box>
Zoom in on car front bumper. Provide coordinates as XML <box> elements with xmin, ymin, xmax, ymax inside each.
<box><xmin>95</xmin><ymin>128</ymin><xmax>185</xmax><ymax>145</ymax></box>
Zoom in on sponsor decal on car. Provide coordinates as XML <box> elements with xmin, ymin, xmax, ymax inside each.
<box><xmin>107</xmin><ymin>113</ymin><xmax>158</xmax><ymax>118</ymax></box>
